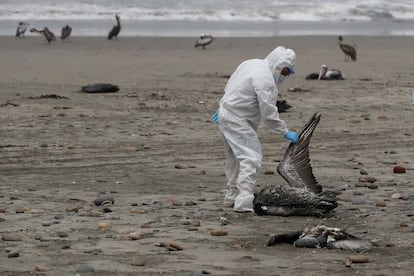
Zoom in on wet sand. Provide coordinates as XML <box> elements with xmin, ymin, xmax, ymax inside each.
<box><xmin>0</xmin><ymin>35</ymin><xmax>414</xmax><ymax>275</ymax></box>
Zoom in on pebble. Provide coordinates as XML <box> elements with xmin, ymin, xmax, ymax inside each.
<box><xmin>41</xmin><ymin>221</ymin><xmax>51</xmax><ymax>227</ymax></box>
<box><xmin>34</xmin><ymin>265</ymin><xmax>48</xmax><ymax>272</ymax></box>
<box><xmin>76</xmin><ymin>264</ymin><xmax>95</xmax><ymax>273</ymax></box>
<box><xmin>351</xmin><ymin>199</ymin><xmax>366</xmax><ymax>205</ymax></box>
<box><xmin>57</xmin><ymin>232</ymin><xmax>69</xmax><ymax>238</ymax></box>
<box><xmin>97</xmin><ymin>221</ymin><xmax>112</xmax><ymax>230</ymax></box>
<box><xmin>393</xmin><ymin>166</ymin><xmax>406</xmax><ymax>173</ymax></box>
<box><xmin>184</xmin><ymin>201</ymin><xmax>197</xmax><ymax>206</ymax></box>
<box><xmin>210</xmin><ymin>229</ymin><xmax>228</xmax><ymax>236</ymax></box>
<box><xmin>128</xmin><ymin>232</ymin><xmax>141</xmax><ymax>240</ymax></box>
<box><xmin>7</xmin><ymin>251</ymin><xmax>20</xmax><ymax>258</ymax></box>
<box><xmin>359</xmin><ymin>169</ymin><xmax>368</xmax><ymax>175</ymax></box>
<box><xmin>376</xmin><ymin>199</ymin><xmax>387</xmax><ymax>207</ymax></box>
<box><xmin>55</xmin><ymin>214</ymin><xmax>64</xmax><ymax>220</ymax></box>
<box><xmin>367</xmin><ymin>183</ymin><xmax>378</xmax><ymax>189</ymax></box>
<box><xmin>15</xmin><ymin>207</ymin><xmax>30</xmax><ymax>213</ymax></box>
<box><xmin>103</xmin><ymin>207</ymin><xmax>112</xmax><ymax>213</ymax></box>
<box><xmin>2</xmin><ymin>233</ymin><xmax>22</xmax><ymax>241</ymax></box>
<box><xmin>358</xmin><ymin>176</ymin><xmax>377</xmax><ymax>183</ymax></box>
<box><xmin>391</xmin><ymin>193</ymin><xmax>403</xmax><ymax>199</ymax></box>
<box><xmin>93</xmin><ymin>196</ymin><xmax>114</xmax><ymax>206</ymax></box>
<box><xmin>130</xmin><ymin>260</ymin><xmax>146</xmax><ymax>266</ymax></box>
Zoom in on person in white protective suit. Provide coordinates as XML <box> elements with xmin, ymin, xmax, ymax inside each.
<box><xmin>212</xmin><ymin>46</ymin><xmax>299</xmax><ymax>212</ymax></box>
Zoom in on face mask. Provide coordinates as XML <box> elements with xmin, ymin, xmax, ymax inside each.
<box><xmin>277</xmin><ymin>74</ymin><xmax>286</xmax><ymax>84</ymax></box>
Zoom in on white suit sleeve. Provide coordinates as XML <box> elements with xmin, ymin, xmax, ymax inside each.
<box><xmin>253</xmin><ymin>75</ymin><xmax>288</xmax><ymax>135</ymax></box>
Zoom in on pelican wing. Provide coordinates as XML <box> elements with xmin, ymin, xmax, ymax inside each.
<box><xmin>277</xmin><ymin>113</ymin><xmax>322</xmax><ymax>193</ymax></box>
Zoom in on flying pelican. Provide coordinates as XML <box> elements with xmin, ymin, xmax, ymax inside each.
<box><xmin>30</xmin><ymin>27</ymin><xmax>56</xmax><ymax>44</ymax></box>
<box><xmin>267</xmin><ymin>225</ymin><xmax>372</xmax><ymax>252</ymax></box>
<box><xmin>194</xmin><ymin>34</ymin><xmax>214</xmax><ymax>50</ymax></box>
<box><xmin>16</xmin><ymin>22</ymin><xmax>29</xmax><ymax>37</ymax></box>
<box><xmin>253</xmin><ymin>113</ymin><xmax>339</xmax><ymax>217</ymax></box>
<box><xmin>61</xmin><ymin>25</ymin><xmax>72</xmax><ymax>41</ymax></box>
<box><xmin>108</xmin><ymin>14</ymin><xmax>121</xmax><ymax>40</ymax></box>
<box><xmin>306</xmin><ymin>64</ymin><xmax>345</xmax><ymax>80</ymax></box>
<box><xmin>338</xmin><ymin>36</ymin><xmax>357</xmax><ymax>61</ymax></box>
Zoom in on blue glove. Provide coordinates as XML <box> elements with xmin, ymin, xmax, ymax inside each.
<box><xmin>284</xmin><ymin>131</ymin><xmax>299</xmax><ymax>144</ymax></box>
<box><xmin>212</xmin><ymin>109</ymin><xmax>219</xmax><ymax>124</ymax></box>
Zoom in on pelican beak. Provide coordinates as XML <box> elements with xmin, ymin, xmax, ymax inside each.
<box><xmin>317</xmin><ymin>67</ymin><xmax>324</xmax><ymax>80</ymax></box>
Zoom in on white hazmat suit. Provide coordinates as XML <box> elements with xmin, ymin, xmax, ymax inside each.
<box><xmin>217</xmin><ymin>46</ymin><xmax>296</xmax><ymax>212</ymax></box>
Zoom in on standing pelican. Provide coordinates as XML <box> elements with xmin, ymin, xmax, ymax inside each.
<box><xmin>253</xmin><ymin>113</ymin><xmax>339</xmax><ymax>217</ymax></box>
<box><xmin>194</xmin><ymin>34</ymin><xmax>214</xmax><ymax>50</ymax></box>
<box><xmin>30</xmin><ymin>27</ymin><xmax>56</xmax><ymax>44</ymax></box>
<box><xmin>338</xmin><ymin>36</ymin><xmax>357</xmax><ymax>61</ymax></box>
<box><xmin>108</xmin><ymin>14</ymin><xmax>121</xmax><ymax>40</ymax></box>
<box><xmin>61</xmin><ymin>25</ymin><xmax>72</xmax><ymax>41</ymax></box>
<box><xmin>16</xmin><ymin>22</ymin><xmax>29</xmax><ymax>37</ymax></box>
<box><xmin>306</xmin><ymin>64</ymin><xmax>345</xmax><ymax>80</ymax></box>
<box><xmin>267</xmin><ymin>225</ymin><xmax>372</xmax><ymax>252</ymax></box>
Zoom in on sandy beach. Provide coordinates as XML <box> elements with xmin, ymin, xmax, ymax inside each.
<box><xmin>0</xmin><ymin>35</ymin><xmax>414</xmax><ymax>275</ymax></box>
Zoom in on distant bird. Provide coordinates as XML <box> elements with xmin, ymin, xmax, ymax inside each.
<box><xmin>61</xmin><ymin>25</ymin><xmax>72</xmax><ymax>41</ymax></box>
<box><xmin>267</xmin><ymin>225</ymin><xmax>372</xmax><ymax>252</ymax></box>
<box><xmin>108</xmin><ymin>14</ymin><xmax>121</xmax><ymax>40</ymax></box>
<box><xmin>338</xmin><ymin>36</ymin><xmax>357</xmax><ymax>61</ymax></box>
<box><xmin>30</xmin><ymin>27</ymin><xmax>56</xmax><ymax>44</ymax></box>
<box><xmin>306</xmin><ymin>64</ymin><xmax>345</xmax><ymax>80</ymax></box>
<box><xmin>16</xmin><ymin>22</ymin><xmax>29</xmax><ymax>37</ymax></box>
<box><xmin>253</xmin><ymin>113</ymin><xmax>339</xmax><ymax>217</ymax></box>
<box><xmin>194</xmin><ymin>34</ymin><xmax>214</xmax><ymax>50</ymax></box>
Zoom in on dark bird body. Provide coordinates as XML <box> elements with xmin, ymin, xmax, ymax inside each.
<box><xmin>267</xmin><ymin>225</ymin><xmax>372</xmax><ymax>252</ymax></box>
<box><xmin>61</xmin><ymin>25</ymin><xmax>72</xmax><ymax>40</ymax></box>
<box><xmin>338</xmin><ymin>36</ymin><xmax>357</xmax><ymax>61</ymax></box>
<box><xmin>306</xmin><ymin>64</ymin><xmax>345</xmax><ymax>80</ymax></box>
<box><xmin>30</xmin><ymin>27</ymin><xmax>56</xmax><ymax>44</ymax></box>
<box><xmin>194</xmin><ymin>34</ymin><xmax>214</xmax><ymax>50</ymax></box>
<box><xmin>253</xmin><ymin>113</ymin><xmax>339</xmax><ymax>217</ymax></box>
<box><xmin>16</xmin><ymin>22</ymin><xmax>29</xmax><ymax>37</ymax></box>
<box><xmin>108</xmin><ymin>14</ymin><xmax>121</xmax><ymax>40</ymax></box>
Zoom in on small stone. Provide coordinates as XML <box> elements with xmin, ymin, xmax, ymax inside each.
<box><xmin>393</xmin><ymin>166</ymin><xmax>406</xmax><ymax>174</ymax></box>
<box><xmin>54</xmin><ymin>214</ymin><xmax>64</xmax><ymax>220</ymax></box>
<box><xmin>34</xmin><ymin>265</ymin><xmax>48</xmax><ymax>272</ymax></box>
<box><xmin>358</xmin><ymin>176</ymin><xmax>377</xmax><ymax>183</ymax></box>
<box><xmin>76</xmin><ymin>264</ymin><xmax>95</xmax><ymax>273</ymax></box>
<box><xmin>359</xmin><ymin>169</ymin><xmax>368</xmax><ymax>175</ymax></box>
<box><xmin>376</xmin><ymin>199</ymin><xmax>387</xmax><ymax>207</ymax></box>
<box><xmin>367</xmin><ymin>183</ymin><xmax>378</xmax><ymax>189</ymax></box>
<box><xmin>93</xmin><ymin>196</ymin><xmax>114</xmax><ymax>206</ymax></box>
<box><xmin>97</xmin><ymin>221</ymin><xmax>112</xmax><ymax>230</ymax></box>
<box><xmin>184</xmin><ymin>201</ymin><xmax>197</xmax><ymax>206</ymax></box>
<box><xmin>57</xmin><ymin>232</ymin><xmax>69</xmax><ymax>238</ymax></box>
<box><xmin>188</xmin><ymin>226</ymin><xmax>199</xmax><ymax>231</ymax></box>
<box><xmin>128</xmin><ymin>232</ymin><xmax>141</xmax><ymax>240</ymax></box>
<box><xmin>103</xmin><ymin>207</ymin><xmax>112</xmax><ymax>213</ymax></box>
<box><xmin>210</xmin><ymin>229</ymin><xmax>228</xmax><ymax>236</ymax></box>
<box><xmin>129</xmin><ymin>208</ymin><xmax>145</xmax><ymax>214</ymax></box>
<box><xmin>15</xmin><ymin>207</ymin><xmax>30</xmax><ymax>213</ymax></box>
<box><xmin>391</xmin><ymin>193</ymin><xmax>403</xmax><ymax>199</ymax></box>
<box><xmin>41</xmin><ymin>221</ymin><xmax>51</xmax><ymax>227</ymax></box>
<box><xmin>130</xmin><ymin>260</ymin><xmax>146</xmax><ymax>266</ymax></box>
<box><xmin>7</xmin><ymin>251</ymin><xmax>20</xmax><ymax>258</ymax></box>
<box><xmin>2</xmin><ymin>233</ymin><xmax>22</xmax><ymax>241</ymax></box>
<box><xmin>174</xmin><ymin>164</ymin><xmax>187</xmax><ymax>169</ymax></box>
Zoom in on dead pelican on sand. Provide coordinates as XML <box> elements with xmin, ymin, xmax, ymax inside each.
<box><xmin>306</xmin><ymin>64</ymin><xmax>345</xmax><ymax>80</ymax></box>
<box><xmin>267</xmin><ymin>225</ymin><xmax>372</xmax><ymax>252</ymax></box>
<box><xmin>253</xmin><ymin>113</ymin><xmax>339</xmax><ymax>217</ymax></box>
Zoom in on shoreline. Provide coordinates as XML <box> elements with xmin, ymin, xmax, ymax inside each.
<box><xmin>3</xmin><ymin>19</ymin><xmax>414</xmax><ymax>37</ymax></box>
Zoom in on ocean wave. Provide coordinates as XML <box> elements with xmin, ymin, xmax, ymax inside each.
<box><xmin>1</xmin><ymin>0</ymin><xmax>413</xmax><ymax>22</ymax></box>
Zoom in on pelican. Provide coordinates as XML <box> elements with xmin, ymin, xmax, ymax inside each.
<box><xmin>16</xmin><ymin>22</ymin><xmax>29</xmax><ymax>38</ymax></box>
<box><xmin>267</xmin><ymin>225</ymin><xmax>372</xmax><ymax>252</ymax></box>
<box><xmin>194</xmin><ymin>34</ymin><xmax>214</xmax><ymax>50</ymax></box>
<box><xmin>108</xmin><ymin>14</ymin><xmax>121</xmax><ymax>40</ymax></box>
<box><xmin>306</xmin><ymin>64</ymin><xmax>345</xmax><ymax>80</ymax></box>
<box><xmin>30</xmin><ymin>27</ymin><xmax>56</xmax><ymax>44</ymax></box>
<box><xmin>61</xmin><ymin>25</ymin><xmax>72</xmax><ymax>41</ymax></box>
<box><xmin>253</xmin><ymin>113</ymin><xmax>339</xmax><ymax>217</ymax></box>
<box><xmin>338</xmin><ymin>36</ymin><xmax>357</xmax><ymax>61</ymax></box>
